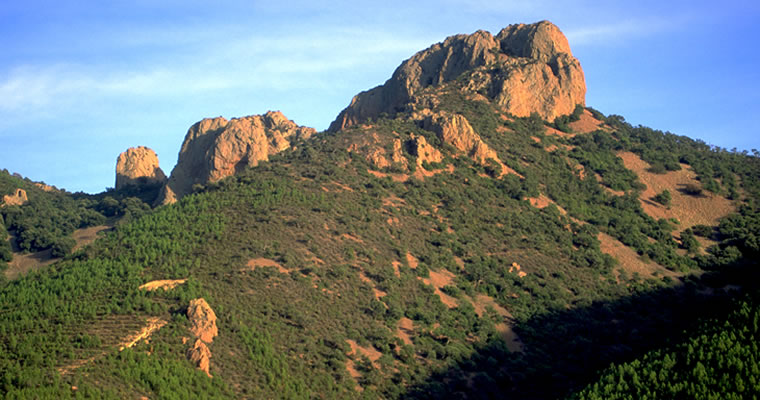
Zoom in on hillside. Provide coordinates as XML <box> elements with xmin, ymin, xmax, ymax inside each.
<box><xmin>1</xmin><ymin>21</ymin><xmax>759</xmax><ymax>399</ymax></box>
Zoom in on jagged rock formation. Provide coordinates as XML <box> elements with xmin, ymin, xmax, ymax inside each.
<box><xmin>421</xmin><ymin>111</ymin><xmax>500</xmax><ymax>166</ymax></box>
<box><xmin>408</xmin><ymin>134</ymin><xmax>443</xmax><ymax>168</ymax></box>
<box><xmin>186</xmin><ymin>298</ymin><xmax>218</xmax><ymax>377</ymax></box>
<box><xmin>329</xmin><ymin>20</ymin><xmax>585</xmax><ymax>131</ymax></box>
<box><xmin>390</xmin><ymin>138</ymin><xmax>408</xmax><ymax>166</ymax></box>
<box><xmin>188</xmin><ymin>339</ymin><xmax>213</xmax><ymax>377</ymax></box>
<box><xmin>345</xmin><ymin>129</ymin><xmax>408</xmax><ymax>170</ymax></box>
<box><xmin>115</xmin><ymin>146</ymin><xmax>167</xmax><ymax>190</ymax></box>
<box><xmin>2</xmin><ymin>188</ymin><xmax>27</xmax><ymax>207</ymax></box>
<box><xmin>158</xmin><ymin>111</ymin><xmax>316</xmax><ymax>204</ymax></box>
<box><xmin>187</xmin><ymin>298</ymin><xmax>218</xmax><ymax>343</ymax></box>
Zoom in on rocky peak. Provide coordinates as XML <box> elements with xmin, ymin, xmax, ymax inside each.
<box><xmin>496</xmin><ymin>20</ymin><xmax>572</xmax><ymax>61</ymax></box>
<box><xmin>115</xmin><ymin>146</ymin><xmax>167</xmax><ymax>190</ymax></box>
<box><xmin>329</xmin><ymin>20</ymin><xmax>584</xmax><ymax>131</ymax></box>
<box><xmin>158</xmin><ymin>111</ymin><xmax>315</xmax><ymax>204</ymax></box>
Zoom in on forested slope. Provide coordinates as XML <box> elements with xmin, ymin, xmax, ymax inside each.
<box><xmin>0</xmin><ymin>103</ymin><xmax>758</xmax><ymax>398</ymax></box>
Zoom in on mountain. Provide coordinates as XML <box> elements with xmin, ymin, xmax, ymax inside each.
<box><xmin>329</xmin><ymin>20</ymin><xmax>585</xmax><ymax>131</ymax></box>
<box><xmin>0</xmin><ymin>21</ymin><xmax>759</xmax><ymax>399</ymax></box>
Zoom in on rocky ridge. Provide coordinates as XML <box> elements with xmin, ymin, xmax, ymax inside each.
<box><xmin>119</xmin><ymin>21</ymin><xmax>582</xmax><ymax>205</ymax></box>
<box><xmin>158</xmin><ymin>111</ymin><xmax>315</xmax><ymax>204</ymax></box>
<box><xmin>329</xmin><ymin>20</ymin><xmax>585</xmax><ymax>131</ymax></box>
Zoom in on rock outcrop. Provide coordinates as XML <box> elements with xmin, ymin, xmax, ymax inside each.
<box><xmin>329</xmin><ymin>20</ymin><xmax>584</xmax><ymax>131</ymax></box>
<box><xmin>408</xmin><ymin>134</ymin><xmax>443</xmax><ymax>168</ymax></box>
<box><xmin>186</xmin><ymin>298</ymin><xmax>218</xmax><ymax>377</ymax></box>
<box><xmin>188</xmin><ymin>339</ymin><xmax>213</xmax><ymax>377</ymax></box>
<box><xmin>158</xmin><ymin>111</ymin><xmax>316</xmax><ymax>204</ymax></box>
<box><xmin>138</xmin><ymin>279</ymin><xmax>187</xmax><ymax>291</ymax></box>
<box><xmin>115</xmin><ymin>146</ymin><xmax>167</xmax><ymax>190</ymax></box>
<box><xmin>422</xmin><ymin>111</ymin><xmax>500</xmax><ymax>166</ymax></box>
<box><xmin>118</xmin><ymin>317</ymin><xmax>168</xmax><ymax>351</ymax></box>
<box><xmin>2</xmin><ymin>189</ymin><xmax>27</xmax><ymax>207</ymax></box>
<box><xmin>33</xmin><ymin>182</ymin><xmax>57</xmax><ymax>192</ymax></box>
<box><xmin>187</xmin><ymin>298</ymin><xmax>218</xmax><ymax>343</ymax></box>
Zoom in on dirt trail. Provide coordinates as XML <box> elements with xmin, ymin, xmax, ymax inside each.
<box><xmin>4</xmin><ymin>248</ymin><xmax>56</xmax><ymax>280</ymax></box>
<box><xmin>341</xmin><ymin>233</ymin><xmax>364</xmax><ymax>243</ymax></box>
<box><xmin>568</xmin><ymin>109</ymin><xmax>604</xmax><ymax>134</ymax></box>
<box><xmin>358</xmin><ymin>271</ymin><xmax>387</xmax><ymax>300</ymax></box>
<box><xmin>391</xmin><ymin>260</ymin><xmax>401</xmax><ymax>277</ymax></box>
<box><xmin>405</xmin><ymin>252</ymin><xmax>419</xmax><ymax>269</ymax></box>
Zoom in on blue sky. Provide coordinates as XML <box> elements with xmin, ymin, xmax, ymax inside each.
<box><xmin>1</xmin><ymin>1</ymin><xmax>758</xmax><ymax>193</ymax></box>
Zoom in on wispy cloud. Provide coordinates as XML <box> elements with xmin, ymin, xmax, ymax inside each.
<box><xmin>565</xmin><ymin>15</ymin><xmax>692</xmax><ymax>46</ymax></box>
<box><xmin>0</xmin><ymin>27</ymin><xmax>430</xmax><ymax>114</ymax></box>
<box><xmin>0</xmin><ymin>65</ymin><xmax>232</xmax><ymax>113</ymax></box>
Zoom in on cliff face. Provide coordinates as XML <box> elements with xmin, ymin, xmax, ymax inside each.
<box><xmin>328</xmin><ymin>20</ymin><xmax>585</xmax><ymax>131</ymax></box>
<box><xmin>158</xmin><ymin>111</ymin><xmax>315</xmax><ymax>204</ymax></box>
<box><xmin>115</xmin><ymin>146</ymin><xmax>167</xmax><ymax>190</ymax></box>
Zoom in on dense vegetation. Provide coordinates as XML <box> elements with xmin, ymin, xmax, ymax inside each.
<box><xmin>575</xmin><ymin>293</ymin><xmax>759</xmax><ymax>399</ymax></box>
<box><xmin>1</xmin><ymin>81</ymin><xmax>758</xmax><ymax>398</ymax></box>
<box><xmin>0</xmin><ymin>170</ymin><xmax>159</xmax><ymax>264</ymax></box>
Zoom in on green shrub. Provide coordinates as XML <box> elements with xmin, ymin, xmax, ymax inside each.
<box><xmin>691</xmin><ymin>224</ymin><xmax>713</xmax><ymax>237</ymax></box>
<box><xmin>682</xmin><ymin>184</ymin><xmax>703</xmax><ymax>196</ymax></box>
<box><xmin>50</xmin><ymin>236</ymin><xmax>75</xmax><ymax>258</ymax></box>
<box><xmin>652</xmin><ymin>190</ymin><xmax>671</xmax><ymax>206</ymax></box>
<box><xmin>647</xmin><ymin>163</ymin><xmax>667</xmax><ymax>174</ymax></box>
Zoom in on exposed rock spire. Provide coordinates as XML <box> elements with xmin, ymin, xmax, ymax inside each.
<box><xmin>329</xmin><ymin>20</ymin><xmax>585</xmax><ymax>131</ymax></box>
